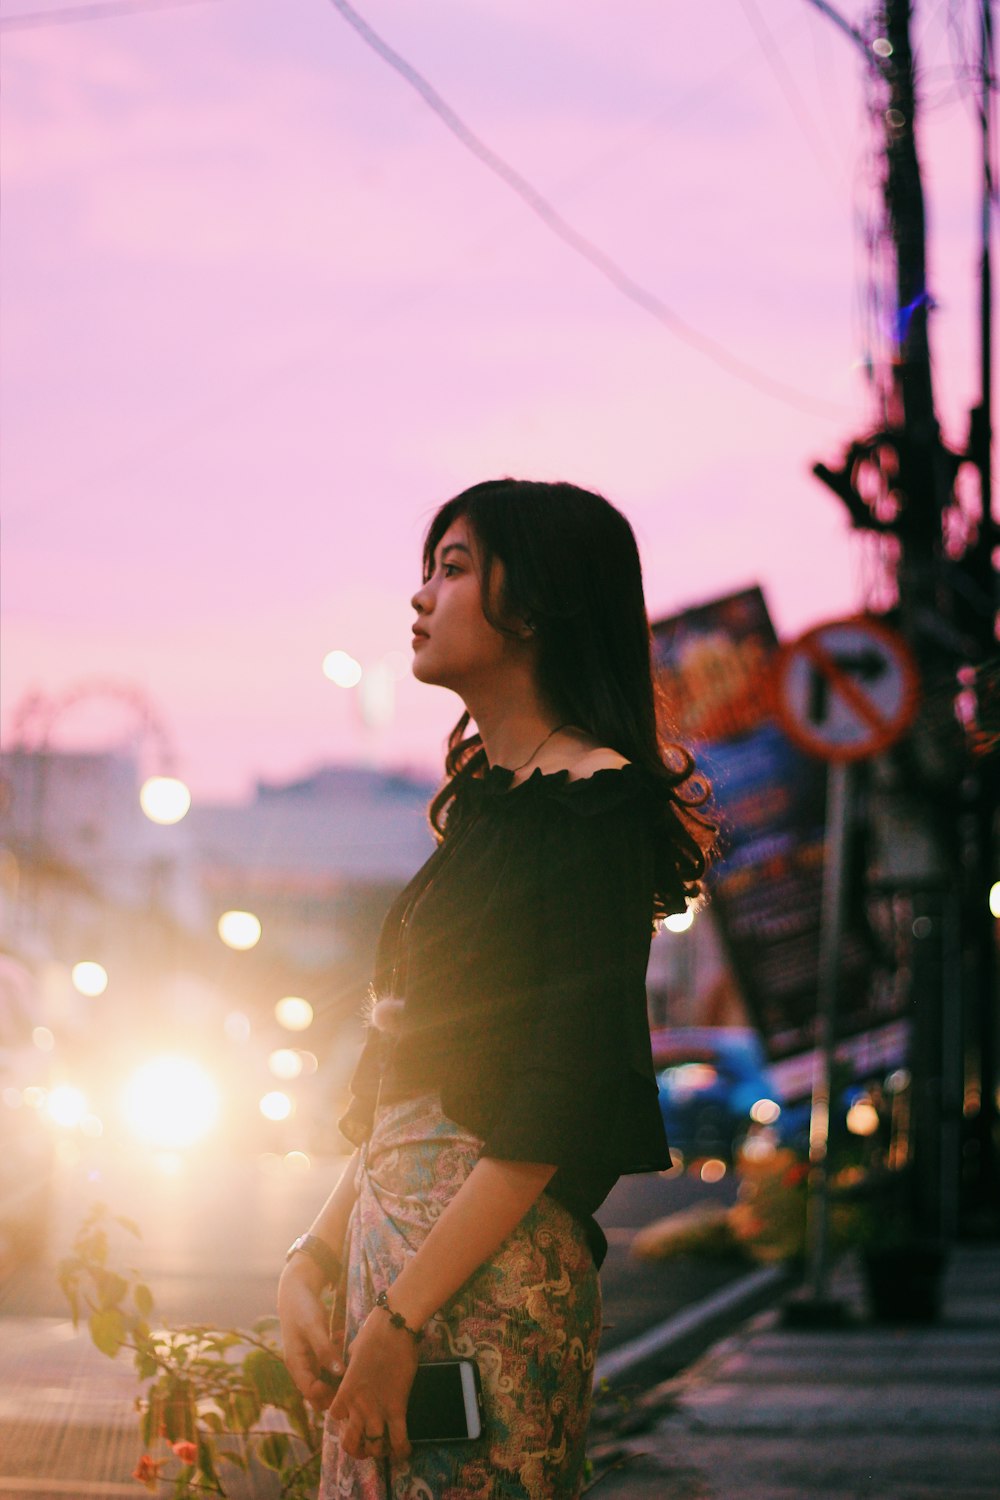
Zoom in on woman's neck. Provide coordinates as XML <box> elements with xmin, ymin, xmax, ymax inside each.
<box><xmin>463</xmin><ymin>677</ymin><xmax>560</xmax><ymax>772</ymax></box>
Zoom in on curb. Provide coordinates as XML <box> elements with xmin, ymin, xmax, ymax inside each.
<box><xmin>595</xmin><ymin>1264</ymin><xmax>790</xmax><ymax>1388</ymax></box>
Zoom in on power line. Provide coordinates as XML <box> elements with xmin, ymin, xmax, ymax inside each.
<box><xmin>0</xmin><ymin>0</ymin><xmax>220</xmax><ymax>31</ymax></box>
<box><xmin>799</xmin><ymin>0</ymin><xmax>871</xmax><ymax>61</ymax></box>
<box><xmin>326</xmin><ymin>0</ymin><xmax>851</xmax><ymax>422</ymax></box>
<box><xmin>736</xmin><ymin>0</ymin><xmax>845</xmax><ymax>185</ymax></box>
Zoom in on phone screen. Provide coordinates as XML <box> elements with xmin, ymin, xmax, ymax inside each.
<box><xmin>407</xmin><ymin>1361</ymin><xmax>479</xmax><ymax>1443</ymax></box>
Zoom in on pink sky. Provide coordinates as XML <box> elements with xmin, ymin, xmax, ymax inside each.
<box><xmin>1</xmin><ymin>0</ymin><xmax>988</xmax><ymax>800</ymax></box>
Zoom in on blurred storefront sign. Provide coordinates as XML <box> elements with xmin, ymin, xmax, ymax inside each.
<box><xmin>651</xmin><ymin>587</ymin><xmax>902</xmax><ymax>1061</ymax></box>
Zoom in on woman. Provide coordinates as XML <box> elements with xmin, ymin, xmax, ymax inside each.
<box><xmin>278</xmin><ymin>478</ymin><xmax>713</xmax><ymax>1499</ymax></box>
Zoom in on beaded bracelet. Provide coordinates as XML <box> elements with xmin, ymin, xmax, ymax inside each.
<box><xmin>374</xmin><ymin>1288</ymin><xmax>424</xmax><ymax>1343</ymax></box>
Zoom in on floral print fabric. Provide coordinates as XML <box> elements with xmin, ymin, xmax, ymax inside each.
<box><xmin>320</xmin><ymin>1091</ymin><xmax>601</xmax><ymax>1500</ymax></box>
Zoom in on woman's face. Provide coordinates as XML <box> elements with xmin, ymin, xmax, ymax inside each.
<box><xmin>410</xmin><ymin>516</ymin><xmax>522</xmax><ymax>694</ymax></box>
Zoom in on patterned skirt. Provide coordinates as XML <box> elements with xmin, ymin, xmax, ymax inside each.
<box><xmin>319</xmin><ymin>1091</ymin><xmax>601</xmax><ymax>1500</ymax></box>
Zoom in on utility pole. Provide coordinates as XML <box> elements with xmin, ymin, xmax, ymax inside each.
<box><xmin>964</xmin><ymin>0</ymin><xmax>1000</xmax><ymax>1230</ymax></box>
<box><xmin>813</xmin><ymin>0</ymin><xmax>999</xmax><ymax>1247</ymax></box>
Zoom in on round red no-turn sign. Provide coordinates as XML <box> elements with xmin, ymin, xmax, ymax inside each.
<box><xmin>773</xmin><ymin>616</ymin><xmax>920</xmax><ymax>762</ymax></box>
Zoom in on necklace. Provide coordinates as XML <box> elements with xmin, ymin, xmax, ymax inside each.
<box><xmin>508</xmin><ymin>722</ymin><xmax>574</xmax><ymax>776</ymax></box>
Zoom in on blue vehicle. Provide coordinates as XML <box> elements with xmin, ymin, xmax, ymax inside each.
<box><xmin>651</xmin><ymin>1026</ymin><xmax>785</xmax><ymax>1166</ymax></box>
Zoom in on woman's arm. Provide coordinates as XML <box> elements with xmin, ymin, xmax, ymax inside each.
<box><xmin>278</xmin><ymin>1147</ymin><xmax>361</xmax><ymax>1409</ymax></box>
<box><xmin>329</xmin><ymin>1155</ymin><xmax>556</xmax><ymax>1459</ymax></box>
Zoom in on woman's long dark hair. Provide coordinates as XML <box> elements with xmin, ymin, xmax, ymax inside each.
<box><xmin>423</xmin><ymin>478</ymin><xmax>716</xmax><ymax>918</ymax></box>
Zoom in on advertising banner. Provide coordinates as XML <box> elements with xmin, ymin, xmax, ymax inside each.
<box><xmin>651</xmin><ymin>587</ymin><xmax>891</xmax><ymax>1059</ymax></box>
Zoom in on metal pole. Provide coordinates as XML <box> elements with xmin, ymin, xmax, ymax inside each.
<box><xmin>966</xmin><ymin>0</ymin><xmax>1000</xmax><ymax>1231</ymax></box>
<box><xmin>805</xmin><ymin>759</ymin><xmax>851</xmax><ymax>1306</ymax></box>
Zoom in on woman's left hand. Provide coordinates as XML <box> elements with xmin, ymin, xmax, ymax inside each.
<box><xmin>329</xmin><ymin>1307</ymin><xmax>419</xmax><ymax>1462</ymax></box>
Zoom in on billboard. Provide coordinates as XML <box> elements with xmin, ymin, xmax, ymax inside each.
<box><xmin>651</xmin><ymin>587</ymin><xmax>890</xmax><ymax>1060</ymax></box>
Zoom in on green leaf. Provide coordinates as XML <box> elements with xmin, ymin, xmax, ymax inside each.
<box><xmin>133</xmin><ymin>1282</ymin><xmax>154</xmax><ymax>1319</ymax></box>
<box><xmin>251</xmin><ymin>1315</ymin><xmax>280</xmax><ymax>1335</ymax></box>
<box><xmin>196</xmin><ymin>1438</ymin><xmax>218</xmax><ymax>1485</ymax></box>
<box><xmin>201</xmin><ymin>1410</ymin><xmax>225</xmax><ymax>1434</ymax></box>
<box><xmin>201</xmin><ymin>1331</ymin><xmax>240</xmax><ymax>1354</ymax></box>
<box><xmin>89</xmin><ymin>1307</ymin><xmax>127</xmax><ymax>1359</ymax></box>
<box><xmin>164</xmin><ymin>1385</ymin><xmax>197</xmax><ymax>1444</ymax></box>
<box><xmin>79</xmin><ymin>1227</ymin><xmax>108</xmax><ymax>1267</ymax></box>
<box><xmin>243</xmin><ymin>1348</ymin><xmax>297</xmax><ymax>1407</ymax></box>
<box><xmin>136</xmin><ymin>1346</ymin><xmax>160</xmax><ymax>1381</ymax></box>
<box><xmin>95</xmin><ymin>1270</ymin><xmax>129</xmax><ymax>1310</ymax></box>
<box><xmin>227</xmin><ymin>1389</ymin><xmax>260</xmax><ymax>1433</ymax></box>
<box><xmin>286</xmin><ymin>1391</ymin><xmax>313</xmax><ymax>1443</ymax></box>
<box><xmin>258</xmin><ymin>1432</ymin><xmax>289</xmax><ymax>1471</ymax></box>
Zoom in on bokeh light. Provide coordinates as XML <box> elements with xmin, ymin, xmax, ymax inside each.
<box><xmin>750</xmin><ymin>1098</ymin><xmax>781</xmax><ymax>1125</ymax></box>
<box><xmin>989</xmin><ymin>881</ymin><xmax>1000</xmax><ymax>919</ymax></box>
<box><xmin>72</xmin><ymin>961</ymin><xmax>109</xmax><ymax>997</ymax></box>
<box><xmin>846</xmin><ymin>1099</ymin><xmax>881</xmax><ymax>1136</ymax></box>
<box><xmin>153</xmin><ymin>1152</ymin><xmax>184</xmax><ymax>1177</ymax></box>
<box><xmin>223</xmin><ymin>1011</ymin><xmax>252</xmax><ymax>1044</ymax></box>
<box><xmin>275</xmin><ymin>996</ymin><xmax>313</xmax><ymax>1032</ymax></box>
<box><xmin>260</xmin><ymin>1091</ymin><xmax>292</xmax><ymax>1121</ymax></box>
<box><xmin>139</xmin><ymin>776</ymin><xmax>191</xmax><ymax>825</ymax></box>
<box><xmin>740</xmin><ymin>1133</ymin><xmax>778</xmax><ymax>1163</ymax></box>
<box><xmin>284</xmin><ymin>1151</ymin><xmax>311</xmax><ymax>1173</ymax></box>
<box><xmin>217</xmin><ymin>911</ymin><xmax>262</xmax><ymax>950</ymax></box>
<box><xmin>268</xmin><ymin>1049</ymin><xmax>303</xmax><ymax>1080</ymax></box>
<box><xmin>664</xmin><ymin>909</ymin><xmax>694</xmax><ymax>933</ymax></box>
<box><xmin>121</xmin><ymin>1057</ymin><xmax>220</xmax><ymax>1149</ymax></box>
<box><xmin>32</xmin><ymin>1026</ymin><xmax>55</xmax><ymax>1052</ymax></box>
<box><xmin>45</xmin><ymin>1084</ymin><xmax>88</xmax><ymax>1129</ymax></box>
<box><xmin>322</xmin><ymin>650</ymin><xmax>363</xmax><ymax>688</ymax></box>
<box><xmin>699</xmin><ymin>1158</ymin><xmax>727</xmax><ymax>1183</ymax></box>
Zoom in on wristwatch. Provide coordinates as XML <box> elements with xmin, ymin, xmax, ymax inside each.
<box><xmin>285</xmin><ymin>1232</ymin><xmax>341</xmax><ymax>1286</ymax></box>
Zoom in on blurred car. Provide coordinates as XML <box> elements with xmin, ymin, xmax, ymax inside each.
<box><xmin>651</xmin><ymin>1026</ymin><xmax>785</xmax><ymax>1167</ymax></box>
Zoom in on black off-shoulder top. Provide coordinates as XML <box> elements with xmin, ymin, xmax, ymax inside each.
<box><xmin>339</xmin><ymin>760</ymin><xmax>670</xmax><ymax>1266</ymax></box>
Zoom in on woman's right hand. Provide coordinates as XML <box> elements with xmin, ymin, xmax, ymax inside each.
<box><xmin>277</xmin><ymin>1258</ymin><xmax>344</xmax><ymax>1412</ymax></box>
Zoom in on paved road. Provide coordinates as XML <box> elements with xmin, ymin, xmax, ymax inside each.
<box><xmin>0</xmin><ymin>1146</ymin><xmax>745</xmax><ymax>1495</ymax></box>
<box><xmin>2</xmin><ymin>1145</ymin><xmax>740</xmax><ymax>1336</ymax></box>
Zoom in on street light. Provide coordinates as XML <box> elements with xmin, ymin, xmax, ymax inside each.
<box><xmin>140</xmin><ymin>775</ymin><xmax>191</xmax><ymax>825</ymax></box>
<box><xmin>322</xmin><ymin>647</ymin><xmax>407</xmax><ymax>745</ymax></box>
<box><xmin>217</xmin><ymin>911</ymin><xmax>262</xmax><ymax>950</ymax></box>
<box><xmin>275</xmin><ymin>996</ymin><xmax>313</xmax><ymax>1031</ymax></box>
<box><xmin>268</xmin><ymin>1048</ymin><xmax>303</xmax><ymax>1080</ymax></box>
<box><xmin>322</xmin><ymin>650</ymin><xmax>363</xmax><ymax>688</ymax></box>
<box><xmin>72</xmin><ymin>961</ymin><xmax>109</xmax><ymax>997</ymax></box>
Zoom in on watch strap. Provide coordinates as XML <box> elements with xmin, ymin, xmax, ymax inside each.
<box><xmin>285</xmin><ymin>1232</ymin><xmax>341</xmax><ymax>1286</ymax></box>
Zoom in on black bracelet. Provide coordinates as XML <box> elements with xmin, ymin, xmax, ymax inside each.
<box><xmin>374</xmin><ymin>1288</ymin><xmax>424</xmax><ymax>1343</ymax></box>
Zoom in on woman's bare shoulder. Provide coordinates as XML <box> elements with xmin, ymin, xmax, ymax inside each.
<box><xmin>565</xmin><ymin>746</ymin><xmax>630</xmax><ymax>781</ymax></box>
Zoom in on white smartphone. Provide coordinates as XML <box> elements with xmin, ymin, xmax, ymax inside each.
<box><xmin>406</xmin><ymin>1358</ymin><xmax>483</xmax><ymax>1443</ymax></box>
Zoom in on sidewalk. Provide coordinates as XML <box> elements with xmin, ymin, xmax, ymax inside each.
<box><xmin>587</xmin><ymin>1242</ymin><xmax>1000</xmax><ymax>1499</ymax></box>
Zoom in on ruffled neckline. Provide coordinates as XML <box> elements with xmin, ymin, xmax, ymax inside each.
<box><xmin>462</xmin><ymin>758</ymin><xmax>647</xmax><ymax>815</ymax></box>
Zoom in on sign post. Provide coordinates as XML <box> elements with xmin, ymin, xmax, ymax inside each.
<box><xmin>773</xmin><ymin>617</ymin><xmax>920</xmax><ymax>1320</ymax></box>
